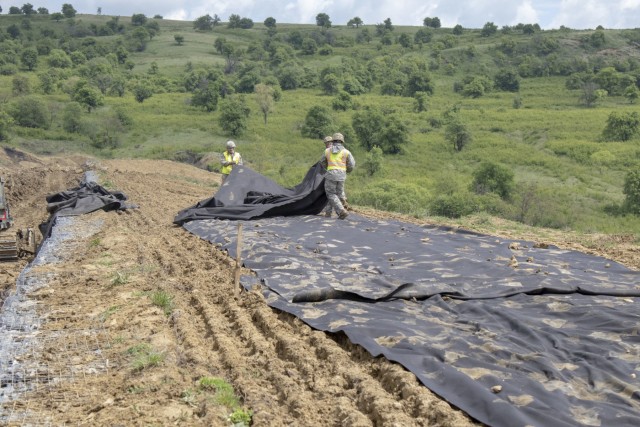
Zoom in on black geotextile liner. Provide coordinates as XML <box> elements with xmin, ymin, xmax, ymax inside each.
<box><xmin>39</xmin><ymin>180</ymin><xmax>137</xmax><ymax>240</ymax></box>
<box><xmin>183</xmin><ymin>215</ymin><xmax>640</xmax><ymax>427</ymax></box>
<box><xmin>173</xmin><ymin>163</ymin><xmax>327</xmax><ymax>224</ymax></box>
<box><xmin>176</xmin><ymin>165</ymin><xmax>640</xmax><ymax>427</ymax></box>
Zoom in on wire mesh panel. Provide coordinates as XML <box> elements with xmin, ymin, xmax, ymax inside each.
<box><xmin>0</xmin><ymin>216</ymin><xmax>115</xmax><ymax>425</ymax></box>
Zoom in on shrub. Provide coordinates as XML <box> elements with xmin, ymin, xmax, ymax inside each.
<box><xmin>0</xmin><ymin>110</ymin><xmax>14</xmax><ymax>141</ymax></box>
<box><xmin>429</xmin><ymin>192</ymin><xmax>478</xmax><ymax>218</ymax></box>
<box><xmin>219</xmin><ymin>96</ymin><xmax>250</xmax><ymax>137</ymax></box>
<box><xmin>362</xmin><ymin>145</ymin><xmax>383</xmax><ymax>176</ymax></box>
<box><xmin>445</xmin><ymin>120</ymin><xmax>472</xmax><ymax>151</ymax></box>
<box><xmin>301</xmin><ymin>105</ymin><xmax>333</xmax><ymax>139</ymax></box>
<box><xmin>62</xmin><ymin>102</ymin><xmax>83</xmax><ymax>133</ymax></box>
<box><xmin>353</xmin><ymin>180</ymin><xmax>429</xmax><ymax>214</ymax></box>
<box><xmin>623</xmin><ymin>170</ymin><xmax>640</xmax><ymax>214</ymax></box>
<box><xmin>602</xmin><ymin>111</ymin><xmax>640</xmax><ymax>141</ymax></box>
<box><xmin>471</xmin><ymin>162</ymin><xmax>515</xmax><ymax>200</ymax></box>
<box><xmin>9</xmin><ymin>96</ymin><xmax>50</xmax><ymax>129</ymax></box>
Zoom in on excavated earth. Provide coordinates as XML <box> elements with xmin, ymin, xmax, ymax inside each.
<box><xmin>0</xmin><ymin>149</ymin><xmax>638</xmax><ymax>426</ymax></box>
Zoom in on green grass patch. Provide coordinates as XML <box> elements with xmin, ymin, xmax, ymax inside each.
<box><xmin>149</xmin><ymin>290</ymin><xmax>174</xmax><ymax>315</ymax></box>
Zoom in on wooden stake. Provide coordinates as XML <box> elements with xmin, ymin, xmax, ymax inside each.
<box><xmin>234</xmin><ymin>222</ymin><xmax>243</xmax><ymax>294</ymax></box>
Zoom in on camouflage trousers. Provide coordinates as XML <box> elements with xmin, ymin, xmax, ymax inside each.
<box><xmin>323</xmin><ymin>179</ymin><xmax>347</xmax><ymax>216</ymax></box>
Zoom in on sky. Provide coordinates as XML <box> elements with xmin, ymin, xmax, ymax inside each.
<box><xmin>4</xmin><ymin>0</ymin><xmax>640</xmax><ymax>30</ymax></box>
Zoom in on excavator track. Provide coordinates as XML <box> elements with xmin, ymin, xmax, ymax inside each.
<box><xmin>0</xmin><ymin>235</ymin><xmax>18</xmax><ymax>260</ymax></box>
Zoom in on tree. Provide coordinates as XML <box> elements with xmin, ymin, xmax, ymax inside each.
<box><xmin>316</xmin><ymin>13</ymin><xmax>331</xmax><ymax>28</ymax></box>
<box><xmin>363</xmin><ymin>146</ymin><xmax>383</xmax><ymax>176</ymax></box>
<box><xmin>602</xmin><ymin>111</ymin><xmax>640</xmax><ymax>141</ymax></box>
<box><xmin>0</xmin><ymin>110</ymin><xmax>14</xmax><ymax>141</ymax></box>
<box><xmin>352</xmin><ymin>108</ymin><xmax>409</xmax><ymax>154</ymax></box>
<box><xmin>481</xmin><ymin>22</ymin><xmax>498</xmax><ymax>37</ymax></box>
<box><xmin>413</xmin><ymin>92</ymin><xmax>428</xmax><ymax>112</ymax></box>
<box><xmin>471</xmin><ymin>162</ymin><xmax>514</xmax><ymax>200</ymax></box>
<box><xmin>453</xmin><ymin>24</ymin><xmax>463</xmax><ymax>35</ymax></box>
<box><xmin>301</xmin><ymin>106</ymin><xmax>333</xmax><ymax>139</ymax></box>
<box><xmin>228</xmin><ymin>14</ymin><xmax>241</xmax><ymax>28</ymax></box>
<box><xmin>21</xmin><ymin>47</ymin><xmax>38</xmax><ymax>71</ymax></box>
<box><xmin>174</xmin><ymin>35</ymin><xmax>185</xmax><ymax>45</ymax></box>
<box><xmin>74</xmin><ymin>85</ymin><xmax>104</xmax><ymax>112</ymax></box>
<box><xmin>132</xmin><ymin>83</ymin><xmax>153</xmax><ymax>103</ymax></box>
<box><xmin>62</xmin><ymin>102</ymin><xmax>83</xmax><ymax>133</ymax></box>
<box><xmin>219</xmin><ymin>96</ymin><xmax>250</xmax><ymax>136</ymax></box>
<box><xmin>21</xmin><ymin>3</ymin><xmax>35</xmax><ymax>15</ymax></box>
<box><xmin>9</xmin><ymin>6</ymin><xmax>22</xmax><ymax>14</ymax></box>
<box><xmin>383</xmin><ymin>18</ymin><xmax>394</xmax><ymax>31</ymax></box>
<box><xmin>264</xmin><ymin>17</ymin><xmax>276</xmax><ymax>28</ymax></box>
<box><xmin>255</xmin><ymin>84</ymin><xmax>275</xmax><ymax>125</ymax></box>
<box><xmin>193</xmin><ymin>14</ymin><xmax>215</xmax><ymax>31</ymax></box>
<box><xmin>494</xmin><ymin>69</ymin><xmax>520</xmax><ymax>92</ymax></box>
<box><xmin>9</xmin><ymin>96</ymin><xmax>50</xmax><ymax>128</ymax></box>
<box><xmin>398</xmin><ymin>33</ymin><xmax>413</xmax><ymax>49</ymax></box>
<box><xmin>423</xmin><ymin>17</ymin><xmax>441</xmax><ymax>28</ymax></box>
<box><xmin>12</xmin><ymin>75</ymin><xmax>30</xmax><ymax>96</ymax></box>
<box><xmin>623</xmin><ymin>170</ymin><xmax>640</xmax><ymax>215</ymax></box>
<box><xmin>51</xmin><ymin>12</ymin><xmax>63</xmax><ymax>21</ymax></box>
<box><xmin>7</xmin><ymin>24</ymin><xmax>21</xmax><ymax>39</ymax></box>
<box><xmin>445</xmin><ymin>120</ymin><xmax>471</xmax><ymax>151</ymax></box>
<box><xmin>191</xmin><ymin>79</ymin><xmax>219</xmax><ymax>112</ymax></box>
<box><xmin>347</xmin><ymin>17</ymin><xmax>363</xmax><ymax>28</ymax></box>
<box><xmin>301</xmin><ymin>38</ymin><xmax>318</xmax><ymax>55</ymax></box>
<box><xmin>624</xmin><ymin>85</ymin><xmax>639</xmax><ymax>103</ymax></box>
<box><xmin>580</xmin><ymin>82</ymin><xmax>606</xmax><ymax>107</ymax></box>
<box><xmin>131</xmin><ymin>14</ymin><xmax>148</xmax><ymax>26</ymax></box>
<box><xmin>61</xmin><ymin>3</ymin><xmax>76</xmax><ymax>18</ymax></box>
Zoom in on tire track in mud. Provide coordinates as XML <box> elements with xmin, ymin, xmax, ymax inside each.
<box><xmin>108</xmin><ymin>163</ymin><xmax>477</xmax><ymax>426</ymax></box>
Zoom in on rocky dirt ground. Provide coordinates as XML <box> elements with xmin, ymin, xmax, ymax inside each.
<box><xmin>0</xmin><ymin>148</ymin><xmax>637</xmax><ymax>426</ymax></box>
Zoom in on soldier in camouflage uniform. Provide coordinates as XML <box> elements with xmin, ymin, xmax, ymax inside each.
<box><xmin>320</xmin><ymin>133</ymin><xmax>354</xmax><ymax>220</ymax></box>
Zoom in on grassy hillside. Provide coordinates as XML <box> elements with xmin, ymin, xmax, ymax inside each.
<box><xmin>0</xmin><ymin>12</ymin><xmax>639</xmax><ymax>237</ymax></box>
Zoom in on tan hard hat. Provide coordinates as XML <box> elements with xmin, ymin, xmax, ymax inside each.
<box><xmin>332</xmin><ymin>132</ymin><xmax>344</xmax><ymax>143</ymax></box>
<box><xmin>323</xmin><ymin>136</ymin><xmax>333</xmax><ymax>143</ymax></box>
<box><xmin>226</xmin><ymin>140</ymin><xmax>236</xmax><ymax>149</ymax></box>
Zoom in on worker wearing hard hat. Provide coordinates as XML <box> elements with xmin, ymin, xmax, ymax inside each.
<box><xmin>221</xmin><ymin>140</ymin><xmax>243</xmax><ymax>183</ymax></box>
<box><xmin>320</xmin><ymin>132</ymin><xmax>355</xmax><ymax>220</ymax></box>
<box><xmin>321</xmin><ymin>135</ymin><xmax>349</xmax><ymax>217</ymax></box>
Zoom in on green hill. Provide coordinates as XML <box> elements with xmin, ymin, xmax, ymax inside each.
<box><xmin>1</xmin><ymin>11</ymin><xmax>639</xmax><ymax>237</ymax></box>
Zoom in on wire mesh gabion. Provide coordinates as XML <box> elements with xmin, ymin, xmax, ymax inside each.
<box><xmin>0</xmin><ymin>215</ymin><xmax>115</xmax><ymax>425</ymax></box>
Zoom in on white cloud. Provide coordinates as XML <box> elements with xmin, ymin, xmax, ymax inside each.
<box><xmin>26</xmin><ymin>0</ymin><xmax>640</xmax><ymax>29</ymax></box>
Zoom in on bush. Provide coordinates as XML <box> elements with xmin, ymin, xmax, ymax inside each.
<box><xmin>623</xmin><ymin>170</ymin><xmax>640</xmax><ymax>214</ymax></box>
<box><xmin>9</xmin><ymin>96</ymin><xmax>50</xmax><ymax>129</ymax></box>
<box><xmin>429</xmin><ymin>192</ymin><xmax>478</xmax><ymax>218</ymax></box>
<box><xmin>471</xmin><ymin>162</ymin><xmax>515</xmax><ymax>200</ymax></box>
<box><xmin>0</xmin><ymin>110</ymin><xmax>14</xmax><ymax>141</ymax></box>
<box><xmin>301</xmin><ymin>105</ymin><xmax>333</xmax><ymax>139</ymax></box>
<box><xmin>219</xmin><ymin>96</ymin><xmax>250</xmax><ymax>136</ymax></box>
<box><xmin>602</xmin><ymin>111</ymin><xmax>640</xmax><ymax>141</ymax></box>
<box><xmin>353</xmin><ymin>180</ymin><xmax>429</xmax><ymax>215</ymax></box>
<box><xmin>62</xmin><ymin>102</ymin><xmax>83</xmax><ymax>133</ymax></box>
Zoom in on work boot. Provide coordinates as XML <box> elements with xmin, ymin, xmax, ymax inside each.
<box><xmin>338</xmin><ymin>210</ymin><xmax>349</xmax><ymax>220</ymax></box>
<box><xmin>340</xmin><ymin>198</ymin><xmax>350</xmax><ymax>211</ymax></box>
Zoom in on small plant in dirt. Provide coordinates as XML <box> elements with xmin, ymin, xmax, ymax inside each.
<box><xmin>110</xmin><ymin>271</ymin><xmax>130</xmax><ymax>286</ymax></box>
<box><xmin>150</xmin><ymin>290</ymin><xmax>174</xmax><ymax>315</ymax></box>
<box><xmin>181</xmin><ymin>389</ymin><xmax>198</xmax><ymax>407</ymax></box>
<box><xmin>198</xmin><ymin>376</ymin><xmax>252</xmax><ymax>426</ymax></box>
<box><xmin>99</xmin><ymin>305</ymin><xmax>119</xmax><ymax>322</ymax></box>
<box><xmin>229</xmin><ymin>408</ymin><xmax>253</xmax><ymax>426</ymax></box>
<box><xmin>89</xmin><ymin>237</ymin><xmax>102</xmax><ymax>248</ymax></box>
<box><xmin>126</xmin><ymin>343</ymin><xmax>165</xmax><ymax>371</ymax></box>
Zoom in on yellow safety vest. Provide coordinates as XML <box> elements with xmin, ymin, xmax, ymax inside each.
<box><xmin>222</xmin><ymin>151</ymin><xmax>240</xmax><ymax>175</ymax></box>
<box><xmin>326</xmin><ymin>148</ymin><xmax>348</xmax><ymax>171</ymax></box>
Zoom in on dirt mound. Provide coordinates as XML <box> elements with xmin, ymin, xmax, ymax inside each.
<box><xmin>0</xmin><ymin>152</ymin><xmax>637</xmax><ymax>425</ymax></box>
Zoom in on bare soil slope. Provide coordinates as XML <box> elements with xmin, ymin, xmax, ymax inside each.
<box><xmin>0</xmin><ymin>151</ymin><xmax>637</xmax><ymax>426</ymax></box>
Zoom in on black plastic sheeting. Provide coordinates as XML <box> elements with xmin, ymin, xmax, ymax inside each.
<box><xmin>174</xmin><ymin>163</ymin><xmax>327</xmax><ymax>224</ymax></box>
<box><xmin>39</xmin><ymin>179</ymin><xmax>137</xmax><ymax>240</ymax></box>
<box><xmin>176</xmin><ymin>165</ymin><xmax>640</xmax><ymax>427</ymax></box>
